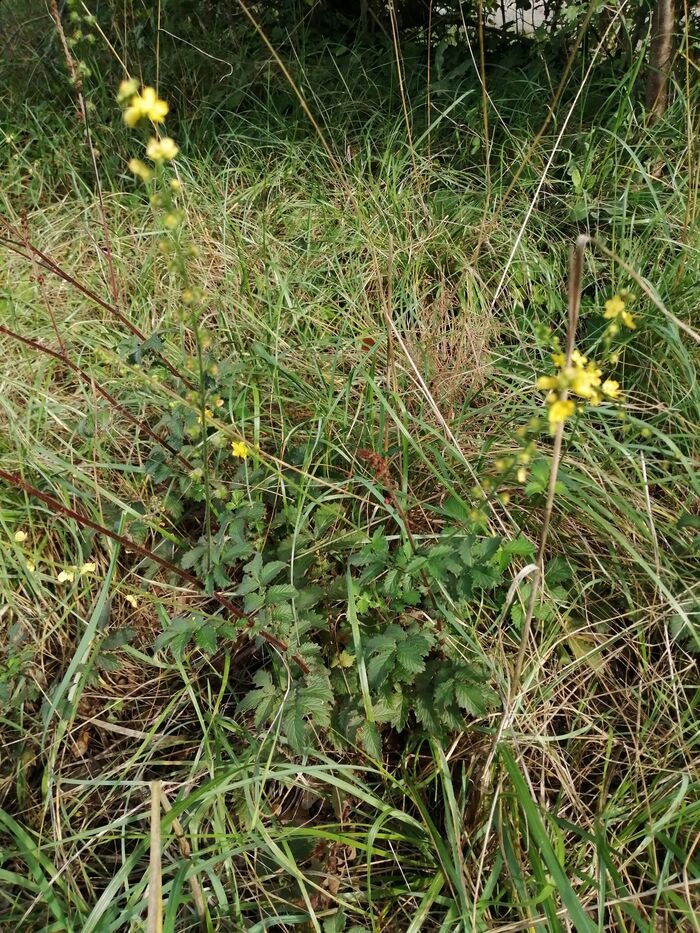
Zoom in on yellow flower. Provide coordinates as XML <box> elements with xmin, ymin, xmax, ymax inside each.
<box><xmin>125</xmin><ymin>594</ymin><xmax>138</xmax><ymax>608</ymax></box>
<box><xmin>517</xmin><ymin>466</ymin><xmax>528</xmax><ymax>484</ymax></box>
<box><xmin>26</xmin><ymin>560</ymin><xmax>35</xmax><ymax>573</ymax></box>
<box><xmin>57</xmin><ymin>569</ymin><xmax>75</xmax><ymax>583</ymax></box>
<box><xmin>146</xmin><ymin>137</ymin><xmax>179</xmax><ymax>162</ymax></box>
<box><xmin>123</xmin><ymin>86</ymin><xmax>169</xmax><ymax>126</ymax></box>
<box><xmin>602</xmin><ymin>379</ymin><xmax>621</xmax><ymax>399</ymax></box>
<box><xmin>163</xmin><ymin>211</ymin><xmax>181</xmax><ymax>230</ymax></box>
<box><xmin>117</xmin><ymin>78</ymin><xmax>139</xmax><ymax>103</ymax></box>
<box><xmin>571</xmin><ymin>349</ymin><xmax>588</xmax><ymax>367</ymax></box>
<box><xmin>123</xmin><ymin>103</ymin><xmax>143</xmax><ymax>128</ymax></box>
<box><xmin>547</xmin><ymin>399</ymin><xmax>576</xmax><ymax>430</ymax></box>
<box><xmin>604</xmin><ymin>294</ymin><xmax>635</xmax><ymax>329</ymax></box>
<box><xmin>569</xmin><ymin>361</ymin><xmax>602</xmax><ymax>402</ymax></box>
<box><xmin>552</xmin><ymin>352</ymin><xmax>566</xmax><ymax>367</ymax></box>
<box><xmin>231</xmin><ymin>440</ymin><xmax>249</xmax><ymax>459</ymax></box>
<box><xmin>128</xmin><ymin>158</ymin><xmax>153</xmax><ymax>182</ymax></box>
<box><xmin>13</xmin><ymin>530</ymin><xmax>27</xmax><ymax>543</ymax></box>
<box><xmin>536</xmin><ymin>375</ymin><xmax>559</xmax><ymax>391</ymax></box>
<box><xmin>169</xmin><ymin>178</ymin><xmax>181</xmax><ymax>192</ymax></box>
<box><xmin>139</xmin><ymin>86</ymin><xmax>169</xmax><ymax>123</ymax></box>
<box><xmin>604</xmin><ymin>295</ymin><xmax>625</xmax><ymax>319</ymax></box>
<box><xmin>80</xmin><ymin>561</ymin><xmax>97</xmax><ymax>574</ymax></box>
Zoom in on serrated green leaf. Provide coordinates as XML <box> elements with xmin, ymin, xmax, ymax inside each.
<box><xmin>454</xmin><ymin>681</ymin><xmax>489</xmax><ymax>715</ymax></box>
<box><xmin>396</xmin><ymin>633</ymin><xmax>430</xmax><ymax>674</ymax></box>
<box><xmin>360</xmin><ymin>721</ymin><xmax>382</xmax><ymax>759</ymax></box>
<box><xmin>441</xmin><ymin>496</ymin><xmax>472</xmax><ymax>524</ymax></box>
<box><xmin>266</xmin><ymin>584</ymin><xmax>298</xmax><ymax>603</ymax></box>
<box><xmin>243</xmin><ymin>590</ymin><xmax>265</xmax><ymax>613</ymax></box>
<box><xmin>270</xmin><ymin>601</ymin><xmax>295</xmax><ymax>624</ymax></box>
<box><xmin>242</xmin><ymin>552</ymin><xmax>264</xmax><ymax>578</ymax></box>
<box><xmin>194</xmin><ymin>624</ymin><xmax>218</xmax><ymax>654</ymax></box>
<box><xmin>284</xmin><ymin>705</ymin><xmax>307</xmax><ymax>752</ymax></box>
<box><xmin>180</xmin><ymin>544</ymin><xmax>206</xmax><ymax>570</ymax></box>
<box><xmin>501</xmin><ymin>535</ymin><xmax>536</xmax><ymax>559</ymax></box>
<box><xmin>259</xmin><ymin>560</ymin><xmax>287</xmax><ymax>585</ymax></box>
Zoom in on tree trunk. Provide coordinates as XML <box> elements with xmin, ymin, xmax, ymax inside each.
<box><xmin>646</xmin><ymin>0</ymin><xmax>676</xmax><ymax>121</ymax></box>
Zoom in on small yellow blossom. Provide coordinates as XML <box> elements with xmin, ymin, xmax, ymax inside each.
<box><xmin>169</xmin><ymin>178</ymin><xmax>181</xmax><ymax>192</ymax></box>
<box><xmin>602</xmin><ymin>379</ymin><xmax>621</xmax><ymax>399</ymax></box>
<box><xmin>80</xmin><ymin>561</ymin><xmax>97</xmax><ymax>574</ymax></box>
<box><xmin>123</xmin><ymin>86</ymin><xmax>169</xmax><ymax>127</ymax></box>
<box><xmin>128</xmin><ymin>158</ymin><xmax>153</xmax><ymax>182</ymax></box>
<box><xmin>604</xmin><ymin>295</ymin><xmax>625</xmax><ymax>318</ymax></box>
<box><xmin>214</xmin><ymin>398</ymin><xmax>224</xmax><ymax>408</ymax></box>
<box><xmin>125</xmin><ymin>594</ymin><xmax>138</xmax><ymax>608</ymax></box>
<box><xmin>517</xmin><ymin>466</ymin><xmax>528</xmax><ymax>484</ymax></box>
<box><xmin>163</xmin><ymin>211</ymin><xmax>181</xmax><ymax>230</ymax></box>
<box><xmin>231</xmin><ymin>440</ymin><xmax>249</xmax><ymax>459</ymax></box>
<box><xmin>604</xmin><ymin>294</ymin><xmax>635</xmax><ymax>329</ymax></box>
<box><xmin>26</xmin><ymin>560</ymin><xmax>35</xmax><ymax>573</ymax></box>
<box><xmin>123</xmin><ymin>104</ymin><xmax>142</xmax><ymax>128</ymax></box>
<box><xmin>569</xmin><ymin>362</ymin><xmax>602</xmax><ymax>403</ymax></box>
<box><xmin>548</xmin><ymin>399</ymin><xmax>576</xmax><ymax>430</ymax></box>
<box><xmin>13</xmin><ymin>530</ymin><xmax>28</xmax><ymax>543</ymax></box>
<box><xmin>552</xmin><ymin>352</ymin><xmax>566</xmax><ymax>367</ymax></box>
<box><xmin>536</xmin><ymin>375</ymin><xmax>559</xmax><ymax>391</ymax></box>
<box><xmin>57</xmin><ymin>570</ymin><xmax>75</xmax><ymax>583</ymax></box>
<box><xmin>140</xmin><ymin>86</ymin><xmax>169</xmax><ymax>123</ymax></box>
<box><xmin>146</xmin><ymin>136</ymin><xmax>179</xmax><ymax>162</ymax></box>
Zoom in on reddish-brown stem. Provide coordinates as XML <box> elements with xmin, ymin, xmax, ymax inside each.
<box><xmin>0</xmin><ymin>324</ymin><xmax>192</xmax><ymax>470</ymax></box>
<box><xmin>0</xmin><ymin>218</ymin><xmax>193</xmax><ymax>391</ymax></box>
<box><xmin>0</xmin><ymin>469</ymin><xmax>307</xmax><ymax>670</ymax></box>
<box><xmin>19</xmin><ymin>213</ymin><xmax>67</xmax><ymax>356</ymax></box>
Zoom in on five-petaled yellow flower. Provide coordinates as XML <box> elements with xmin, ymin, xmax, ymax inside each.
<box><xmin>146</xmin><ymin>136</ymin><xmax>179</xmax><ymax>162</ymax></box>
<box><xmin>602</xmin><ymin>379</ymin><xmax>621</xmax><ymax>399</ymax></box>
<box><xmin>231</xmin><ymin>440</ymin><xmax>249</xmax><ymax>459</ymax></box>
<box><xmin>548</xmin><ymin>399</ymin><xmax>576</xmax><ymax>430</ymax></box>
<box><xmin>604</xmin><ymin>294</ymin><xmax>635</xmax><ymax>329</ymax></box>
<box><xmin>123</xmin><ymin>86</ymin><xmax>169</xmax><ymax>128</ymax></box>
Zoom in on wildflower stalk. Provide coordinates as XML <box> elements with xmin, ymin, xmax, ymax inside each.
<box><xmin>510</xmin><ymin>233</ymin><xmax>588</xmax><ymax>698</ymax></box>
